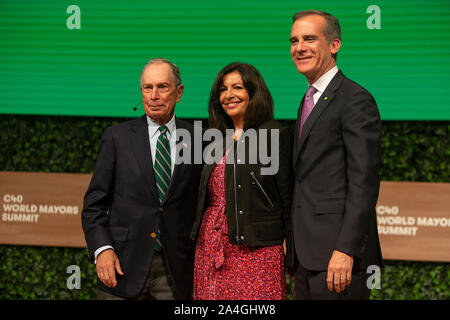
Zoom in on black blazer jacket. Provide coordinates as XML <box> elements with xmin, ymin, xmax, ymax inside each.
<box><xmin>81</xmin><ymin>115</ymin><xmax>202</xmax><ymax>299</ymax></box>
<box><xmin>292</xmin><ymin>70</ymin><xmax>383</xmax><ymax>271</ymax></box>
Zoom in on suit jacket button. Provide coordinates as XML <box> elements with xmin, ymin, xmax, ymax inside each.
<box><xmin>150</xmin><ymin>233</ymin><xmax>157</xmax><ymax>238</ymax></box>
<box><xmin>240</xmin><ymin>235</ymin><xmax>244</xmax><ymax>241</ymax></box>
<box><xmin>239</xmin><ymin>210</ymin><xmax>244</xmax><ymax>215</ymax></box>
<box><xmin>159</xmin><ymin>207</ymin><xmax>163</xmax><ymax>212</ymax></box>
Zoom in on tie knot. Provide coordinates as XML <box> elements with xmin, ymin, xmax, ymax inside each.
<box><xmin>159</xmin><ymin>125</ymin><xmax>168</xmax><ymax>135</ymax></box>
<box><xmin>306</xmin><ymin>86</ymin><xmax>317</xmax><ymax>98</ymax></box>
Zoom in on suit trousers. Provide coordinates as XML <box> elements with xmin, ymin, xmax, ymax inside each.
<box><xmin>294</xmin><ymin>262</ymin><xmax>371</xmax><ymax>300</ymax></box>
<box><xmin>98</xmin><ymin>251</ymin><xmax>175</xmax><ymax>300</ymax></box>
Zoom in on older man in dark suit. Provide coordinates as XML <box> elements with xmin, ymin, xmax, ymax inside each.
<box><xmin>290</xmin><ymin>10</ymin><xmax>383</xmax><ymax>299</ymax></box>
<box><xmin>82</xmin><ymin>58</ymin><xmax>202</xmax><ymax>299</ymax></box>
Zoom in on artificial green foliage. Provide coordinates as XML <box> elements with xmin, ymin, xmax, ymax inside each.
<box><xmin>370</xmin><ymin>260</ymin><xmax>450</xmax><ymax>300</ymax></box>
<box><xmin>0</xmin><ymin>115</ymin><xmax>449</xmax><ymax>300</ymax></box>
<box><xmin>379</xmin><ymin>122</ymin><xmax>450</xmax><ymax>182</ymax></box>
<box><xmin>0</xmin><ymin>246</ymin><xmax>97</xmax><ymax>299</ymax></box>
<box><xmin>0</xmin><ymin>116</ymin><xmax>124</xmax><ymax>173</ymax></box>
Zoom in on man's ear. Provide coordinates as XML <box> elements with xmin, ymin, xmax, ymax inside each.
<box><xmin>176</xmin><ymin>84</ymin><xmax>184</xmax><ymax>103</ymax></box>
<box><xmin>330</xmin><ymin>38</ymin><xmax>341</xmax><ymax>55</ymax></box>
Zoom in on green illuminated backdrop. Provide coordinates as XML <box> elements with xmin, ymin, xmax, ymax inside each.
<box><xmin>1</xmin><ymin>0</ymin><xmax>449</xmax><ymax>119</ymax></box>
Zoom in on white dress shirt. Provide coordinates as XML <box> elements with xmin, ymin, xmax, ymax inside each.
<box><xmin>310</xmin><ymin>66</ymin><xmax>339</xmax><ymax>106</ymax></box>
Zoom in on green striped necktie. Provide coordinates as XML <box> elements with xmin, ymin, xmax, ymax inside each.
<box><xmin>154</xmin><ymin>125</ymin><xmax>171</xmax><ymax>251</ymax></box>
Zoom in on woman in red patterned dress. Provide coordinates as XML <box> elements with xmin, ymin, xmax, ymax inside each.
<box><xmin>190</xmin><ymin>63</ymin><xmax>293</xmax><ymax>300</ymax></box>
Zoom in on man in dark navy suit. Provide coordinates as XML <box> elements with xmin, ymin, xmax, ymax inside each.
<box><xmin>82</xmin><ymin>58</ymin><xmax>202</xmax><ymax>299</ymax></box>
<box><xmin>290</xmin><ymin>10</ymin><xmax>383</xmax><ymax>299</ymax></box>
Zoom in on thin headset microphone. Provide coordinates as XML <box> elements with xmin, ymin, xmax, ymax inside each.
<box><xmin>132</xmin><ymin>101</ymin><xmax>141</xmax><ymax>111</ymax></box>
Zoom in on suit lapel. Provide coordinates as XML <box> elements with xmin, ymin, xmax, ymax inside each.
<box><xmin>129</xmin><ymin>115</ymin><xmax>159</xmax><ymax>201</ymax></box>
<box><xmin>295</xmin><ymin>70</ymin><xmax>345</xmax><ymax>162</ymax></box>
<box><xmin>293</xmin><ymin>95</ymin><xmax>305</xmax><ymax>165</ymax></box>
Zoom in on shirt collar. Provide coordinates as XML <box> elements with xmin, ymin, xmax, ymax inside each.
<box><xmin>146</xmin><ymin>114</ymin><xmax>176</xmax><ymax>139</ymax></box>
<box><xmin>311</xmin><ymin>65</ymin><xmax>339</xmax><ymax>93</ymax></box>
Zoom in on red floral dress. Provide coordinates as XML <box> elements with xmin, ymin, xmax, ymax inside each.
<box><xmin>193</xmin><ymin>154</ymin><xmax>286</xmax><ymax>300</ymax></box>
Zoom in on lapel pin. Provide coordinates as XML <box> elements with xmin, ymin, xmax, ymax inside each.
<box><xmin>324</xmin><ymin>97</ymin><xmax>328</xmax><ymax>100</ymax></box>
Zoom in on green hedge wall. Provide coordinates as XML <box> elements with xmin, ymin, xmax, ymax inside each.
<box><xmin>0</xmin><ymin>115</ymin><xmax>449</xmax><ymax>300</ymax></box>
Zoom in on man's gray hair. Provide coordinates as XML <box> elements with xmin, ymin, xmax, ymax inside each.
<box><xmin>292</xmin><ymin>10</ymin><xmax>341</xmax><ymax>44</ymax></box>
<box><xmin>140</xmin><ymin>58</ymin><xmax>182</xmax><ymax>86</ymax></box>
